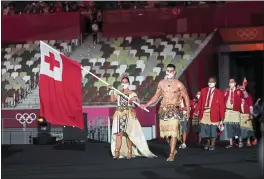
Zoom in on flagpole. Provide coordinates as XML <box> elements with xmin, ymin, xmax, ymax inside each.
<box><xmin>39</xmin><ymin>41</ymin><xmax>149</xmax><ymax>112</ymax></box>
<box><xmin>81</xmin><ymin>66</ymin><xmax>150</xmax><ymax>113</ymax></box>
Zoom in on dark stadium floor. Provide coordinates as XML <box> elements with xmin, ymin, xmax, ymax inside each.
<box><xmin>2</xmin><ymin>140</ymin><xmax>263</xmax><ymax>179</ymax></box>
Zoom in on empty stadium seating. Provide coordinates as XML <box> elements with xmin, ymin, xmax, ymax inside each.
<box><xmin>1</xmin><ymin>39</ymin><xmax>79</xmax><ymax>107</ymax></box>
<box><xmin>81</xmin><ymin>33</ymin><xmax>207</xmax><ymax>105</ymax></box>
<box><xmin>1</xmin><ymin>33</ymin><xmax>207</xmax><ymax>108</ymax></box>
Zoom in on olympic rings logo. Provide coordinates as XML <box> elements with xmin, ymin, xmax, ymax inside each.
<box><xmin>237</xmin><ymin>29</ymin><xmax>259</xmax><ymax>40</ymax></box>
<box><xmin>15</xmin><ymin>113</ymin><xmax>37</xmax><ymax>125</ymax></box>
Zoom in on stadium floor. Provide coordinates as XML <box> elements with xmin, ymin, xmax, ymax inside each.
<box><xmin>2</xmin><ymin>140</ymin><xmax>262</xmax><ymax>179</ymax></box>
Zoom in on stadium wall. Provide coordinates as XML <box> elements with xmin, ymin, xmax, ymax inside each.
<box><xmin>2</xmin><ymin>2</ymin><xmax>263</xmax><ymax>42</ymax></box>
<box><xmin>1</xmin><ymin>106</ymin><xmax>158</xmax><ymax>144</ymax></box>
<box><xmin>179</xmin><ymin>31</ymin><xmax>222</xmax><ymax>98</ymax></box>
<box><xmin>103</xmin><ymin>2</ymin><xmax>264</xmax><ymax>37</ymax></box>
<box><xmin>2</xmin><ymin>12</ymin><xmax>82</xmax><ymax>43</ymax></box>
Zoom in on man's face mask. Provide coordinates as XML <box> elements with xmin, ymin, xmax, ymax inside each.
<box><xmin>208</xmin><ymin>82</ymin><xmax>216</xmax><ymax>88</ymax></box>
<box><xmin>166</xmin><ymin>72</ymin><xmax>175</xmax><ymax>79</ymax></box>
<box><xmin>165</xmin><ymin>67</ymin><xmax>176</xmax><ymax>79</ymax></box>
<box><xmin>122</xmin><ymin>83</ymin><xmax>129</xmax><ymax>90</ymax></box>
<box><xmin>229</xmin><ymin>83</ymin><xmax>236</xmax><ymax>88</ymax></box>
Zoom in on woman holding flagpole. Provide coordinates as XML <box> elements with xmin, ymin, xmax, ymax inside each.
<box><xmin>108</xmin><ymin>73</ymin><xmax>156</xmax><ymax>160</ymax></box>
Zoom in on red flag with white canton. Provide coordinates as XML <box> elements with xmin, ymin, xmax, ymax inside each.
<box><xmin>39</xmin><ymin>41</ymin><xmax>83</xmax><ymax>129</ymax></box>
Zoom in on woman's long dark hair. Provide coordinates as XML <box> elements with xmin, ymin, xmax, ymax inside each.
<box><xmin>121</xmin><ymin>76</ymin><xmax>130</xmax><ymax>84</ymax></box>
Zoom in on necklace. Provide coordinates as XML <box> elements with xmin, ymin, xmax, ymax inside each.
<box><xmin>167</xmin><ymin>79</ymin><xmax>173</xmax><ymax>88</ymax></box>
<box><xmin>165</xmin><ymin>79</ymin><xmax>174</xmax><ymax>105</ymax></box>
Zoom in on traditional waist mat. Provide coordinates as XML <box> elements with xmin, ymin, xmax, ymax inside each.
<box><xmin>116</xmin><ymin>106</ymin><xmax>133</xmax><ymax>112</ymax></box>
<box><xmin>159</xmin><ymin>105</ymin><xmax>184</xmax><ymax>120</ymax></box>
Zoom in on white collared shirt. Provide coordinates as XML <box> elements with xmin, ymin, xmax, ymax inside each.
<box><xmin>226</xmin><ymin>88</ymin><xmax>235</xmax><ymax>108</ymax></box>
<box><xmin>206</xmin><ymin>87</ymin><xmax>215</xmax><ymax>108</ymax></box>
<box><xmin>241</xmin><ymin>98</ymin><xmax>245</xmax><ymax>113</ymax></box>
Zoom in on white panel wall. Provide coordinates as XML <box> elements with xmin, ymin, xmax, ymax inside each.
<box><xmin>142</xmin><ymin>126</ymin><xmax>156</xmax><ymax>140</ymax></box>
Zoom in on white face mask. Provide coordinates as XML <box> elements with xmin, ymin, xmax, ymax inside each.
<box><xmin>122</xmin><ymin>83</ymin><xmax>129</xmax><ymax>90</ymax></box>
<box><xmin>229</xmin><ymin>83</ymin><xmax>236</xmax><ymax>88</ymax></box>
<box><xmin>196</xmin><ymin>95</ymin><xmax>200</xmax><ymax>99</ymax></box>
<box><xmin>166</xmin><ymin>72</ymin><xmax>175</xmax><ymax>79</ymax></box>
<box><xmin>208</xmin><ymin>82</ymin><xmax>216</xmax><ymax>88</ymax></box>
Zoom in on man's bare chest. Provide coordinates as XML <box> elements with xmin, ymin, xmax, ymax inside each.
<box><xmin>161</xmin><ymin>83</ymin><xmax>180</xmax><ymax>95</ymax></box>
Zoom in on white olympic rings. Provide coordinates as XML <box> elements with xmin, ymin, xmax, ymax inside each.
<box><xmin>15</xmin><ymin>113</ymin><xmax>37</xmax><ymax>125</ymax></box>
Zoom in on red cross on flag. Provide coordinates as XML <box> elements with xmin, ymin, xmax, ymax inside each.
<box><xmin>39</xmin><ymin>41</ymin><xmax>83</xmax><ymax>129</ymax></box>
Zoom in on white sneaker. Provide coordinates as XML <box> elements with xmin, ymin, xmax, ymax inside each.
<box><xmin>239</xmin><ymin>142</ymin><xmax>243</xmax><ymax>148</ymax></box>
<box><xmin>179</xmin><ymin>143</ymin><xmax>187</xmax><ymax>149</ymax></box>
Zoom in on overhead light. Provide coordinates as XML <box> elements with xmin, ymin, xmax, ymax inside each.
<box><xmin>38</xmin><ymin>117</ymin><xmax>44</xmax><ymax>123</ymax></box>
<box><xmin>33</xmin><ymin>116</ymin><xmax>56</xmax><ymax>145</ymax></box>
<box><xmin>37</xmin><ymin>116</ymin><xmax>49</xmax><ymax>132</ymax></box>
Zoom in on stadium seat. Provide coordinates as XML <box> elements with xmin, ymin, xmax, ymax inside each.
<box><xmin>2</xmin><ymin>32</ymin><xmax>208</xmax><ymax>107</ymax></box>
<box><xmin>1</xmin><ymin>39</ymin><xmax>79</xmax><ymax>108</ymax></box>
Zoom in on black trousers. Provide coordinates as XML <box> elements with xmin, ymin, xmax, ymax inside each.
<box><xmin>253</xmin><ymin>116</ymin><xmax>263</xmax><ymax>140</ymax></box>
<box><xmin>98</xmin><ymin>21</ymin><xmax>102</xmax><ymax>32</ymax></box>
<box><xmin>92</xmin><ymin>33</ymin><xmax>98</xmax><ymax>44</ymax></box>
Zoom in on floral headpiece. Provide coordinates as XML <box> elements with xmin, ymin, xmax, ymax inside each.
<box><xmin>121</xmin><ymin>72</ymin><xmax>129</xmax><ymax>80</ymax></box>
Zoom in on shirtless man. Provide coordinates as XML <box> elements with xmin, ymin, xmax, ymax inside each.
<box><xmin>140</xmin><ymin>64</ymin><xmax>190</xmax><ymax>161</ymax></box>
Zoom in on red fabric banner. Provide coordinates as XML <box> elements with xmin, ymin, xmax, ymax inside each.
<box><xmin>39</xmin><ymin>41</ymin><xmax>83</xmax><ymax>129</ymax></box>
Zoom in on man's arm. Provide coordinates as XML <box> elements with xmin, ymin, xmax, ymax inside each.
<box><xmin>253</xmin><ymin>99</ymin><xmax>262</xmax><ymax>117</ymax></box>
<box><xmin>253</xmin><ymin>104</ymin><xmax>261</xmax><ymax>117</ymax></box>
<box><xmin>193</xmin><ymin>96</ymin><xmax>201</xmax><ymax>116</ymax></box>
<box><xmin>179</xmin><ymin>82</ymin><xmax>190</xmax><ymax>117</ymax></box>
<box><xmin>248</xmin><ymin>95</ymin><xmax>254</xmax><ymax>115</ymax></box>
<box><xmin>145</xmin><ymin>81</ymin><xmax>162</xmax><ymax>107</ymax></box>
